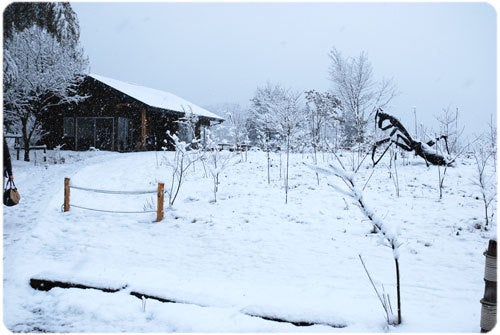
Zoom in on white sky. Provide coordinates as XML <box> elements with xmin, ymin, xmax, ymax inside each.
<box><xmin>72</xmin><ymin>1</ymin><xmax>497</xmax><ymax>137</ymax></box>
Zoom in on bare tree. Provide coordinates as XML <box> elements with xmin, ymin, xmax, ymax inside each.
<box><xmin>3</xmin><ymin>25</ymin><xmax>88</xmax><ymax>161</ymax></box>
<box><xmin>312</xmin><ymin>159</ymin><xmax>402</xmax><ymax>326</ymax></box>
<box><xmin>162</xmin><ymin>131</ymin><xmax>200</xmax><ymax>207</ymax></box>
<box><xmin>226</xmin><ymin>105</ymin><xmax>249</xmax><ymax>151</ymax></box>
<box><xmin>202</xmin><ymin>128</ymin><xmax>235</xmax><ymax>203</ymax></box>
<box><xmin>328</xmin><ymin>47</ymin><xmax>398</xmax><ymax>147</ymax></box>
<box><xmin>177</xmin><ymin>106</ymin><xmax>199</xmax><ymax>146</ymax></box>
<box><xmin>435</xmin><ymin>106</ymin><xmax>463</xmax><ymax>154</ymax></box>
<box><xmin>488</xmin><ymin>114</ymin><xmax>496</xmax><ymax>171</ymax></box>
<box><xmin>250</xmin><ymin>83</ymin><xmax>282</xmax><ymax>184</ymax></box>
<box><xmin>472</xmin><ymin>137</ymin><xmax>496</xmax><ymax>230</ymax></box>
<box><xmin>272</xmin><ymin>87</ymin><xmax>305</xmax><ymax>204</ymax></box>
<box><xmin>305</xmin><ymin>89</ymin><xmax>342</xmax><ymax>182</ymax></box>
<box><xmin>251</xmin><ymin>83</ymin><xmax>305</xmax><ymax>203</ymax></box>
<box><xmin>206</xmin><ymin>103</ymin><xmax>249</xmax><ymax>154</ymax></box>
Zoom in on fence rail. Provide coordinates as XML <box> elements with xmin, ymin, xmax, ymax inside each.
<box><xmin>63</xmin><ymin>177</ymin><xmax>164</xmax><ymax>222</ymax></box>
<box><xmin>15</xmin><ymin>144</ymin><xmax>47</xmax><ymax>161</ymax></box>
<box><xmin>69</xmin><ymin>185</ymin><xmax>157</xmax><ymax>195</ymax></box>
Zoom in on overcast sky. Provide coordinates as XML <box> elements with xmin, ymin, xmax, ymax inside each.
<box><xmin>72</xmin><ymin>1</ymin><xmax>497</xmax><ymax>137</ymax></box>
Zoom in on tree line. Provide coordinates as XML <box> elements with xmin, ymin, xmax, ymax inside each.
<box><xmin>3</xmin><ymin>2</ymin><xmax>399</xmax><ymax>162</ymax></box>
<box><xmin>213</xmin><ymin>47</ymin><xmax>398</xmax><ymax>156</ymax></box>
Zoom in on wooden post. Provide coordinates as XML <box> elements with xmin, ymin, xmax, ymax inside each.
<box><xmin>141</xmin><ymin>109</ymin><xmax>147</xmax><ymax>149</ymax></box>
<box><xmin>63</xmin><ymin>178</ymin><xmax>70</xmax><ymax>212</ymax></box>
<box><xmin>480</xmin><ymin>239</ymin><xmax>497</xmax><ymax>332</ymax></box>
<box><xmin>156</xmin><ymin>182</ymin><xmax>164</xmax><ymax>222</ymax></box>
<box><xmin>395</xmin><ymin>257</ymin><xmax>401</xmax><ymax>325</ymax></box>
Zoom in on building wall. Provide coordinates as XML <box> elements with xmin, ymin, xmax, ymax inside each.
<box><xmin>41</xmin><ymin>76</ymin><xmax>217</xmax><ymax>152</ymax></box>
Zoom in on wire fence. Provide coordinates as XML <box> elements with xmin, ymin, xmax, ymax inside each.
<box><xmin>63</xmin><ymin>178</ymin><xmax>165</xmax><ymax>221</ymax></box>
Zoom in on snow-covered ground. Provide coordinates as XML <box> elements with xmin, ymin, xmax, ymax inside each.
<box><xmin>3</xmin><ymin>148</ymin><xmax>495</xmax><ymax>332</ymax></box>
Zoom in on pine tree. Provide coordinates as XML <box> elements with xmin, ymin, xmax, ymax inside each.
<box><xmin>51</xmin><ymin>2</ymin><xmax>81</xmax><ymax>46</ymax></box>
<box><xmin>4</xmin><ymin>2</ymin><xmax>80</xmax><ymax>45</ymax></box>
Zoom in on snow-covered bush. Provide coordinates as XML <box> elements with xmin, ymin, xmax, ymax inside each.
<box><xmin>312</xmin><ymin>159</ymin><xmax>402</xmax><ymax>325</ymax></box>
<box><xmin>162</xmin><ymin>131</ymin><xmax>200</xmax><ymax>207</ymax></box>
<box><xmin>46</xmin><ymin>145</ymin><xmax>66</xmax><ymax>165</ymax></box>
<box><xmin>201</xmin><ymin>129</ymin><xmax>236</xmax><ymax>203</ymax></box>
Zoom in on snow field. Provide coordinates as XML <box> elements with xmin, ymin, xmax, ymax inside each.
<box><xmin>3</xmin><ymin>149</ymin><xmax>494</xmax><ymax>332</ymax></box>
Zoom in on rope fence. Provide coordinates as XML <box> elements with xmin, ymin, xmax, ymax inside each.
<box><xmin>63</xmin><ymin>177</ymin><xmax>165</xmax><ymax>222</ymax></box>
<box><xmin>69</xmin><ymin>185</ymin><xmax>157</xmax><ymax>195</ymax></box>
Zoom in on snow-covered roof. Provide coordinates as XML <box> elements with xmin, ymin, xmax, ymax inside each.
<box><xmin>89</xmin><ymin>73</ymin><xmax>223</xmax><ymax>121</ymax></box>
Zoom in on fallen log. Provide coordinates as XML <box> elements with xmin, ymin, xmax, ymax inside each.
<box><xmin>30</xmin><ymin>277</ymin><xmax>127</xmax><ymax>293</ymax></box>
<box><xmin>30</xmin><ymin>276</ymin><xmax>346</xmax><ymax>329</ymax></box>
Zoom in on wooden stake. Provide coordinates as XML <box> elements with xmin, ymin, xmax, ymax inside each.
<box><xmin>64</xmin><ymin>178</ymin><xmax>70</xmax><ymax>212</ymax></box>
<box><xmin>141</xmin><ymin>109</ymin><xmax>147</xmax><ymax>149</ymax></box>
<box><xmin>395</xmin><ymin>257</ymin><xmax>401</xmax><ymax>325</ymax></box>
<box><xmin>156</xmin><ymin>183</ymin><xmax>164</xmax><ymax>222</ymax></box>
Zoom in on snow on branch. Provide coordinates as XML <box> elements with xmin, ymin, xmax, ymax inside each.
<box><xmin>309</xmin><ymin>162</ymin><xmax>401</xmax><ymax>257</ymax></box>
<box><xmin>307</xmin><ymin>160</ymin><xmax>403</xmax><ymax>325</ymax></box>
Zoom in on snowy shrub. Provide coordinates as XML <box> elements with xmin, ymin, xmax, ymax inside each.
<box><xmin>311</xmin><ymin>158</ymin><xmax>402</xmax><ymax>325</ymax></box>
<box><xmin>162</xmin><ymin>131</ymin><xmax>200</xmax><ymax>207</ymax></box>
<box><xmin>201</xmin><ymin>128</ymin><xmax>236</xmax><ymax>203</ymax></box>
<box><xmin>46</xmin><ymin>145</ymin><xmax>66</xmax><ymax>164</ymax></box>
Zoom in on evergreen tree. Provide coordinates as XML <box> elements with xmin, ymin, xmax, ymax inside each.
<box><xmin>4</xmin><ymin>2</ymin><xmax>80</xmax><ymax>45</ymax></box>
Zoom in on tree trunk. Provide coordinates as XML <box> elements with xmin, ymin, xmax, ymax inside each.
<box><xmin>285</xmin><ymin>134</ymin><xmax>290</xmax><ymax>204</ymax></box>
<box><xmin>267</xmin><ymin>149</ymin><xmax>270</xmax><ymax>184</ymax></box>
<box><xmin>395</xmin><ymin>257</ymin><xmax>401</xmax><ymax>325</ymax></box>
<box><xmin>21</xmin><ymin>117</ymin><xmax>30</xmax><ymax>162</ymax></box>
<box><xmin>484</xmin><ymin>200</ymin><xmax>489</xmax><ymax>228</ymax></box>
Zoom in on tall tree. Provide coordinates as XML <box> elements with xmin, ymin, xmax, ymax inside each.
<box><xmin>3</xmin><ymin>25</ymin><xmax>88</xmax><ymax>161</ymax></box>
<box><xmin>305</xmin><ymin>89</ymin><xmax>342</xmax><ymax>154</ymax></box>
<box><xmin>205</xmin><ymin>103</ymin><xmax>249</xmax><ymax>151</ymax></box>
<box><xmin>224</xmin><ymin>104</ymin><xmax>249</xmax><ymax>151</ymax></box>
<box><xmin>270</xmin><ymin>86</ymin><xmax>304</xmax><ymax>204</ymax></box>
<box><xmin>51</xmin><ymin>2</ymin><xmax>81</xmax><ymax>46</ymax></box>
<box><xmin>3</xmin><ymin>2</ymin><xmax>87</xmax><ymax>161</ymax></box>
<box><xmin>250</xmin><ymin>83</ymin><xmax>305</xmax><ymax>203</ymax></box>
<box><xmin>328</xmin><ymin>47</ymin><xmax>398</xmax><ymax>147</ymax></box>
<box><xmin>4</xmin><ymin>2</ymin><xmax>80</xmax><ymax>45</ymax></box>
<box><xmin>250</xmin><ymin>83</ymin><xmax>282</xmax><ymax>184</ymax></box>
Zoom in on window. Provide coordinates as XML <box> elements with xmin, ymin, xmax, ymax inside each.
<box><xmin>75</xmin><ymin>117</ymin><xmax>114</xmax><ymax>151</ymax></box>
<box><xmin>63</xmin><ymin>117</ymin><xmax>75</xmax><ymax>137</ymax></box>
<box><xmin>118</xmin><ymin>117</ymin><xmax>130</xmax><ymax>151</ymax></box>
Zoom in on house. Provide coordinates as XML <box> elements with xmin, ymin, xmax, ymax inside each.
<box><xmin>41</xmin><ymin>74</ymin><xmax>224</xmax><ymax>151</ymax></box>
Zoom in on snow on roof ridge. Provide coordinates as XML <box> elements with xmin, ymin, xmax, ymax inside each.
<box><xmin>89</xmin><ymin>73</ymin><xmax>223</xmax><ymax>121</ymax></box>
